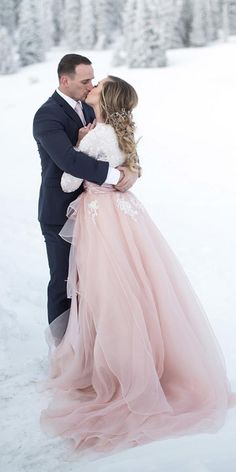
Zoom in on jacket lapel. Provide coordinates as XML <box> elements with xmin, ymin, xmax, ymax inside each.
<box><xmin>51</xmin><ymin>91</ymin><xmax>84</xmax><ymax>127</ymax></box>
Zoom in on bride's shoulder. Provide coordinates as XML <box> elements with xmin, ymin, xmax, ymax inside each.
<box><xmin>79</xmin><ymin>123</ymin><xmax>116</xmax><ymax>154</ymax></box>
<box><xmin>93</xmin><ymin>122</ymin><xmax>114</xmax><ymax>135</ymax></box>
<box><xmin>85</xmin><ymin>122</ymin><xmax>116</xmax><ymax>144</ymax></box>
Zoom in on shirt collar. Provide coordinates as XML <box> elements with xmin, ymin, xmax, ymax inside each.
<box><xmin>56</xmin><ymin>88</ymin><xmax>81</xmax><ymax>110</ymax></box>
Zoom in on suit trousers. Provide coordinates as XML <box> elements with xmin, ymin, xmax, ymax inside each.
<box><xmin>40</xmin><ymin>223</ymin><xmax>71</xmax><ymax>325</ymax></box>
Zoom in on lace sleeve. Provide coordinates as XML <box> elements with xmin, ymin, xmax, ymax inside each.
<box><xmin>61</xmin><ymin>146</ymin><xmax>83</xmax><ymax>192</ymax></box>
<box><xmin>61</xmin><ymin>173</ymin><xmax>83</xmax><ymax>192</ymax></box>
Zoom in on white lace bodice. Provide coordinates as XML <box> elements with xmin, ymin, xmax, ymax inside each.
<box><xmin>61</xmin><ymin>123</ymin><xmax>125</xmax><ymax>192</ymax></box>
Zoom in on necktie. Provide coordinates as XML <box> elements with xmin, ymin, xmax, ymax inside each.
<box><xmin>74</xmin><ymin>101</ymin><xmax>86</xmax><ymax>126</ymax></box>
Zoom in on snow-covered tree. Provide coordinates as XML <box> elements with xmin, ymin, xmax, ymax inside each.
<box><xmin>222</xmin><ymin>0</ymin><xmax>230</xmax><ymax>40</ymax></box>
<box><xmin>18</xmin><ymin>0</ymin><xmax>45</xmax><ymax>66</ymax></box>
<box><xmin>216</xmin><ymin>0</ymin><xmax>236</xmax><ymax>39</ymax></box>
<box><xmin>123</xmin><ymin>0</ymin><xmax>137</xmax><ymax>60</ymax></box>
<box><xmin>158</xmin><ymin>0</ymin><xmax>175</xmax><ymax>49</ymax></box>
<box><xmin>112</xmin><ymin>0</ymin><xmax>136</xmax><ymax>66</ymax></box>
<box><xmin>229</xmin><ymin>0</ymin><xmax>236</xmax><ymax>33</ymax></box>
<box><xmin>205</xmin><ymin>0</ymin><xmax>215</xmax><ymax>41</ymax></box>
<box><xmin>113</xmin><ymin>0</ymin><xmax>126</xmax><ymax>35</ymax></box>
<box><xmin>51</xmin><ymin>0</ymin><xmax>65</xmax><ymax>45</ymax></box>
<box><xmin>190</xmin><ymin>0</ymin><xmax>219</xmax><ymax>46</ymax></box>
<box><xmin>0</xmin><ymin>0</ymin><xmax>15</xmax><ymax>35</ymax></box>
<box><xmin>64</xmin><ymin>0</ymin><xmax>80</xmax><ymax>49</ymax></box>
<box><xmin>190</xmin><ymin>0</ymin><xmax>208</xmax><ymax>46</ymax></box>
<box><xmin>171</xmin><ymin>0</ymin><xmax>218</xmax><ymax>48</ymax></box>
<box><xmin>171</xmin><ymin>0</ymin><xmax>192</xmax><ymax>48</ymax></box>
<box><xmin>78</xmin><ymin>0</ymin><xmax>96</xmax><ymax>49</ymax></box>
<box><xmin>210</xmin><ymin>0</ymin><xmax>222</xmax><ymax>39</ymax></box>
<box><xmin>0</xmin><ymin>26</ymin><xmax>19</xmax><ymax>74</ymax></box>
<box><xmin>41</xmin><ymin>0</ymin><xmax>54</xmax><ymax>50</ymax></box>
<box><xmin>127</xmin><ymin>0</ymin><xmax>167</xmax><ymax>68</ymax></box>
<box><xmin>13</xmin><ymin>0</ymin><xmax>23</xmax><ymax>26</ymax></box>
<box><xmin>95</xmin><ymin>0</ymin><xmax>119</xmax><ymax>49</ymax></box>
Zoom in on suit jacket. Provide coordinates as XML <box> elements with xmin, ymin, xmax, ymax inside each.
<box><xmin>33</xmin><ymin>91</ymin><xmax>109</xmax><ymax>225</ymax></box>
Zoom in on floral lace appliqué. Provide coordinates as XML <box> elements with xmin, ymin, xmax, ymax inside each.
<box><xmin>116</xmin><ymin>195</ymin><xmax>144</xmax><ymax>222</ymax></box>
<box><xmin>88</xmin><ymin>200</ymin><xmax>99</xmax><ymax>223</ymax></box>
<box><xmin>96</xmin><ymin>150</ymin><xmax>108</xmax><ymax>162</ymax></box>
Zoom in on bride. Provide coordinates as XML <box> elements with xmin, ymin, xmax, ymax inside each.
<box><xmin>41</xmin><ymin>75</ymin><xmax>235</xmax><ymax>454</ymax></box>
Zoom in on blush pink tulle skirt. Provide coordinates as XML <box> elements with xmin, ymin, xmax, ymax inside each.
<box><xmin>40</xmin><ymin>182</ymin><xmax>235</xmax><ymax>455</ymax></box>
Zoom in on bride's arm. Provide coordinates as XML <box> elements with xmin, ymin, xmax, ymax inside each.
<box><xmin>61</xmin><ymin>164</ymin><xmax>83</xmax><ymax>192</ymax></box>
<box><xmin>60</xmin><ymin>125</ymin><xmax>96</xmax><ymax>192</ymax></box>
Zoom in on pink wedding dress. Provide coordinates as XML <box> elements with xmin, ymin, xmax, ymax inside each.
<box><xmin>41</xmin><ymin>123</ymin><xmax>235</xmax><ymax>454</ymax></box>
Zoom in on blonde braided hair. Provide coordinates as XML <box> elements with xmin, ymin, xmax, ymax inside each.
<box><xmin>100</xmin><ymin>76</ymin><xmax>141</xmax><ymax>174</ymax></box>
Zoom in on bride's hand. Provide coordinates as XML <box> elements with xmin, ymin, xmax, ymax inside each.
<box><xmin>76</xmin><ymin>119</ymin><xmax>96</xmax><ymax>147</ymax></box>
<box><xmin>114</xmin><ymin>166</ymin><xmax>139</xmax><ymax>192</ymax></box>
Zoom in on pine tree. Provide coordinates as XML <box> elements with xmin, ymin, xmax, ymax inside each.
<box><xmin>158</xmin><ymin>0</ymin><xmax>175</xmax><ymax>49</ymax></box>
<box><xmin>64</xmin><ymin>0</ymin><xmax>80</xmax><ymax>49</ymax></box>
<box><xmin>0</xmin><ymin>26</ymin><xmax>19</xmax><ymax>74</ymax></box>
<box><xmin>113</xmin><ymin>0</ymin><xmax>126</xmax><ymax>35</ymax></box>
<box><xmin>222</xmin><ymin>0</ymin><xmax>230</xmax><ymax>40</ymax></box>
<box><xmin>0</xmin><ymin>0</ymin><xmax>15</xmax><ymax>35</ymax></box>
<box><xmin>190</xmin><ymin>0</ymin><xmax>208</xmax><ymax>46</ymax></box>
<box><xmin>79</xmin><ymin>0</ymin><xmax>96</xmax><ymax>49</ymax></box>
<box><xmin>171</xmin><ymin>0</ymin><xmax>192</xmax><ymax>48</ymax></box>
<box><xmin>205</xmin><ymin>0</ymin><xmax>214</xmax><ymax>41</ymax></box>
<box><xmin>126</xmin><ymin>0</ymin><xmax>148</xmax><ymax>67</ymax></box>
<box><xmin>229</xmin><ymin>0</ymin><xmax>236</xmax><ymax>33</ymax></box>
<box><xmin>112</xmin><ymin>0</ymin><xmax>136</xmax><ymax>66</ymax></box>
<box><xmin>95</xmin><ymin>0</ymin><xmax>118</xmax><ymax>49</ymax></box>
<box><xmin>18</xmin><ymin>0</ymin><xmax>45</xmax><ymax>66</ymax></box>
<box><xmin>210</xmin><ymin>0</ymin><xmax>222</xmax><ymax>40</ymax></box>
<box><xmin>218</xmin><ymin>0</ymin><xmax>236</xmax><ymax>39</ymax></box>
<box><xmin>123</xmin><ymin>0</ymin><xmax>137</xmax><ymax>60</ymax></box>
<box><xmin>41</xmin><ymin>0</ymin><xmax>54</xmax><ymax>50</ymax></box>
<box><xmin>189</xmin><ymin>0</ymin><xmax>217</xmax><ymax>46</ymax></box>
<box><xmin>128</xmin><ymin>0</ymin><xmax>167</xmax><ymax>68</ymax></box>
<box><xmin>13</xmin><ymin>0</ymin><xmax>23</xmax><ymax>28</ymax></box>
<box><xmin>173</xmin><ymin>0</ymin><xmax>215</xmax><ymax>47</ymax></box>
<box><xmin>51</xmin><ymin>0</ymin><xmax>65</xmax><ymax>45</ymax></box>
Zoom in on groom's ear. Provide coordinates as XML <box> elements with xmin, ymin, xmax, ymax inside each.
<box><xmin>60</xmin><ymin>75</ymin><xmax>70</xmax><ymax>88</ymax></box>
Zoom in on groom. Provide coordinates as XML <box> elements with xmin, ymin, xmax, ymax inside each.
<box><xmin>33</xmin><ymin>54</ymin><xmax>138</xmax><ymax>327</ymax></box>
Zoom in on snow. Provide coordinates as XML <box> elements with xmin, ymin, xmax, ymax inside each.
<box><xmin>0</xmin><ymin>42</ymin><xmax>236</xmax><ymax>471</ymax></box>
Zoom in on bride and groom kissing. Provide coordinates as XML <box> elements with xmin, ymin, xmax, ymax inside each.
<box><xmin>33</xmin><ymin>53</ymin><xmax>235</xmax><ymax>454</ymax></box>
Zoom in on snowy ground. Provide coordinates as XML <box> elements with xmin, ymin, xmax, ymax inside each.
<box><xmin>0</xmin><ymin>41</ymin><xmax>236</xmax><ymax>471</ymax></box>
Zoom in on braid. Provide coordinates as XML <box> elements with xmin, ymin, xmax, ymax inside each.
<box><xmin>106</xmin><ymin>110</ymin><xmax>141</xmax><ymax>173</ymax></box>
<box><xmin>100</xmin><ymin>76</ymin><xmax>142</xmax><ymax>174</ymax></box>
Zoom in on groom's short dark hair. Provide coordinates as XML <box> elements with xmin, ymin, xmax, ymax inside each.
<box><xmin>57</xmin><ymin>54</ymin><xmax>92</xmax><ymax>78</ymax></box>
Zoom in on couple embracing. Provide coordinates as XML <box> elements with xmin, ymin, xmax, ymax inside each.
<box><xmin>33</xmin><ymin>54</ymin><xmax>234</xmax><ymax>454</ymax></box>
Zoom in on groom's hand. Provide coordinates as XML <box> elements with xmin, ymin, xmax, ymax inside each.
<box><xmin>76</xmin><ymin>120</ymin><xmax>96</xmax><ymax>147</ymax></box>
<box><xmin>114</xmin><ymin>166</ymin><xmax>139</xmax><ymax>192</ymax></box>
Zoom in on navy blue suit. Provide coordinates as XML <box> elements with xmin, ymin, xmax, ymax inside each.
<box><xmin>33</xmin><ymin>91</ymin><xmax>109</xmax><ymax>324</ymax></box>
